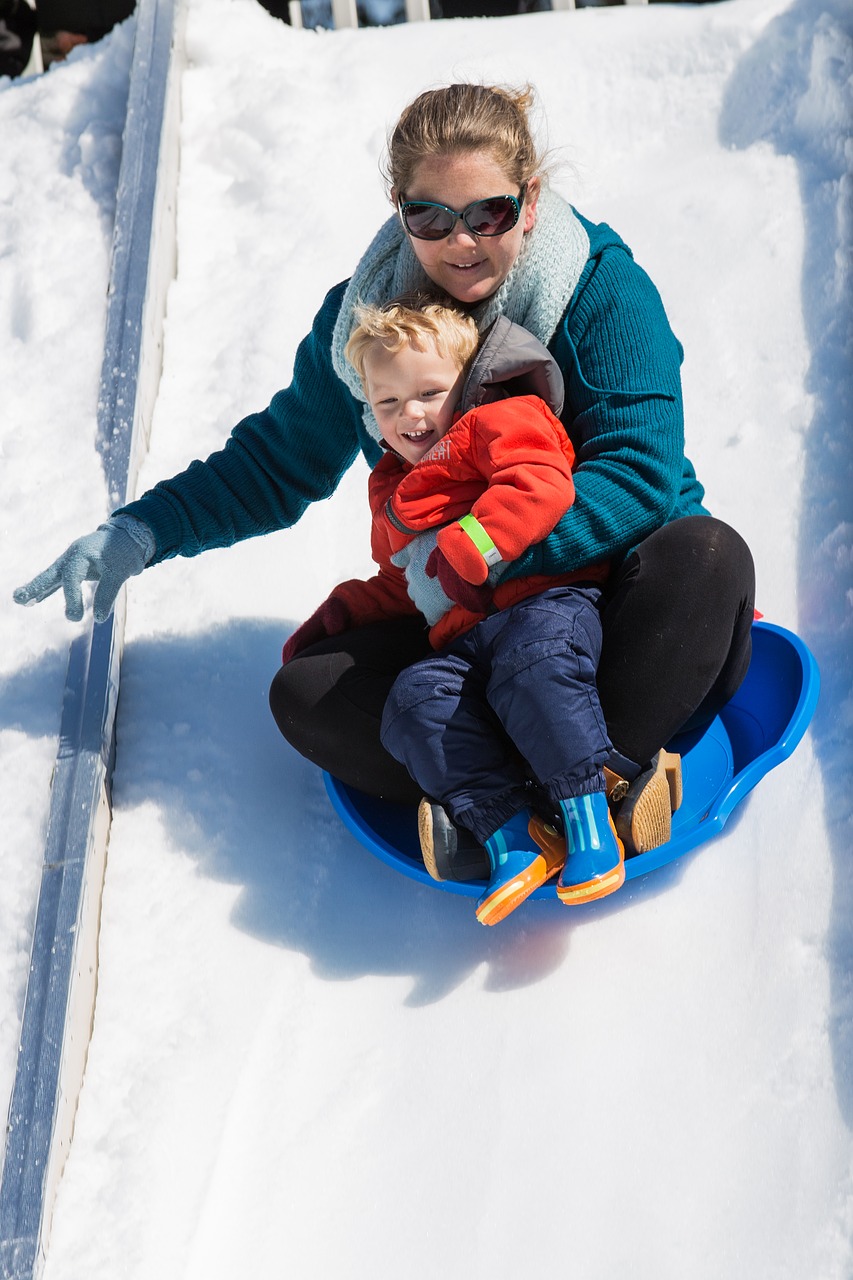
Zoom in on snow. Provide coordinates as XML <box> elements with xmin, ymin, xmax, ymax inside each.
<box><xmin>1</xmin><ymin>0</ymin><xmax>852</xmax><ymax>1275</ymax></box>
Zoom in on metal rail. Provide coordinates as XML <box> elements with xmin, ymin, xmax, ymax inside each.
<box><xmin>0</xmin><ymin>0</ymin><xmax>184</xmax><ymax>1274</ymax></box>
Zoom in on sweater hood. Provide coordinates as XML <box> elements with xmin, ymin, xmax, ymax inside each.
<box><xmin>458</xmin><ymin>316</ymin><xmax>565</xmax><ymax>419</ymax></box>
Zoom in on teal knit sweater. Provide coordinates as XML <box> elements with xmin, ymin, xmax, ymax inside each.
<box><xmin>120</xmin><ymin>212</ymin><xmax>707</xmax><ymax>575</ymax></box>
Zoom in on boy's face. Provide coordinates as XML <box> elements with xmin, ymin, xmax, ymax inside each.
<box><xmin>363</xmin><ymin>338</ymin><xmax>464</xmax><ymax>465</ymax></box>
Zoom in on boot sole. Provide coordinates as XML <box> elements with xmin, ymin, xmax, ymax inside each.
<box><xmin>476</xmin><ymin>853</ymin><xmax>553</xmax><ymax>926</ymax></box>
<box><xmin>417</xmin><ymin>798</ymin><xmax>491</xmax><ymax>883</ymax></box>
<box><xmin>417</xmin><ymin>798</ymin><xmax>443</xmax><ymax>882</ymax></box>
<box><xmin>556</xmin><ymin>861</ymin><xmax>625</xmax><ymax>904</ymax></box>
<box><xmin>616</xmin><ymin>751</ymin><xmax>683</xmax><ymax>855</ymax></box>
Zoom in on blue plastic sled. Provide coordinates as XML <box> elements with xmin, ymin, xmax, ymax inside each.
<box><xmin>323</xmin><ymin>621</ymin><xmax>820</xmax><ymax>899</ymax></box>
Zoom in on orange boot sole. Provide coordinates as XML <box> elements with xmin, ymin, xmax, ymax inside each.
<box><xmin>475</xmin><ymin>818</ymin><xmax>565</xmax><ymax>927</ymax></box>
<box><xmin>556</xmin><ymin>811</ymin><xmax>625</xmax><ymax>906</ymax></box>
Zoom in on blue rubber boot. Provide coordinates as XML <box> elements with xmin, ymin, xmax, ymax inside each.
<box><xmin>556</xmin><ymin>792</ymin><xmax>625</xmax><ymax>905</ymax></box>
<box><xmin>476</xmin><ymin>808</ymin><xmax>564</xmax><ymax>927</ymax></box>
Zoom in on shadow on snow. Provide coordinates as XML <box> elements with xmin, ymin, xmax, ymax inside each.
<box><xmin>105</xmin><ymin>618</ymin><xmax>697</xmax><ymax>1008</ymax></box>
<box><xmin>0</xmin><ymin>619</ymin><xmax>693</xmax><ymax>1010</ymax></box>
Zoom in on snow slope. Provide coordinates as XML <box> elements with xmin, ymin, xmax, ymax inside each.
<box><xmin>1</xmin><ymin>0</ymin><xmax>852</xmax><ymax>1275</ymax></box>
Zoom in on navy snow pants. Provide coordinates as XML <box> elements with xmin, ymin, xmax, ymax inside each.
<box><xmin>270</xmin><ymin>517</ymin><xmax>756</xmax><ymax>806</ymax></box>
<box><xmin>379</xmin><ymin>585</ymin><xmax>611</xmax><ymax>845</ymax></box>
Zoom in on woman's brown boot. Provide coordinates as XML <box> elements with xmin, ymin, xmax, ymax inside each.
<box><xmin>604</xmin><ymin>751</ymin><xmax>683</xmax><ymax>855</ymax></box>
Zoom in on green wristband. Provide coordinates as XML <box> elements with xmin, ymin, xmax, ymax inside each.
<box><xmin>457</xmin><ymin>514</ymin><xmax>502</xmax><ymax>567</ymax></box>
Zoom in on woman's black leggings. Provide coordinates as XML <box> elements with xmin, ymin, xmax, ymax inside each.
<box><xmin>269</xmin><ymin>516</ymin><xmax>756</xmax><ymax>806</ymax></box>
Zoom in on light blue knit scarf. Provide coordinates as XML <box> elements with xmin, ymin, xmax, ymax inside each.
<box><xmin>330</xmin><ymin>186</ymin><xmax>591</xmax><ymax>625</ymax></box>
<box><xmin>331</xmin><ymin>186</ymin><xmax>590</xmax><ymax>444</ymax></box>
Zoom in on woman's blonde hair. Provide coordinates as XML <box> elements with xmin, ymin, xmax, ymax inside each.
<box><xmin>345</xmin><ymin>296</ymin><xmax>480</xmax><ymax>389</ymax></box>
<box><xmin>383</xmin><ymin>83</ymin><xmax>545</xmax><ymax>197</ymax></box>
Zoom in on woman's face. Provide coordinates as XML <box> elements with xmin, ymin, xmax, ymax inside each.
<box><xmin>396</xmin><ymin>152</ymin><xmax>539</xmax><ymax>305</ymax></box>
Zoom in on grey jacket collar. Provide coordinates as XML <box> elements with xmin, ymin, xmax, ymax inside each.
<box><xmin>458</xmin><ymin>315</ymin><xmax>565</xmax><ymax>419</ymax></box>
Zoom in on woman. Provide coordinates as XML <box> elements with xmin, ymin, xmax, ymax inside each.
<box><xmin>14</xmin><ymin>83</ymin><xmax>755</xmax><ymax>870</ymax></box>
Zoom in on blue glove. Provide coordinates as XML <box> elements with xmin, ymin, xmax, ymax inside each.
<box><xmin>390</xmin><ymin>530</ymin><xmax>454</xmax><ymax>625</ymax></box>
<box><xmin>13</xmin><ymin>515</ymin><xmax>155</xmax><ymax>623</ymax></box>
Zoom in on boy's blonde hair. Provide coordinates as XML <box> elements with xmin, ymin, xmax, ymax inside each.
<box><xmin>345</xmin><ymin>297</ymin><xmax>480</xmax><ymax>390</ymax></box>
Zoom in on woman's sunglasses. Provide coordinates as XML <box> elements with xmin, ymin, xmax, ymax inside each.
<box><xmin>398</xmin><ymin>186</ymin><xmax>526</xmax><ymax>241</ymax></box>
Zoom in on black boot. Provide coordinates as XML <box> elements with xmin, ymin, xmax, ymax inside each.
<box><xmin>417</xmin><ymin>799</ymin><xmax>490</xmax><ymax>882</ymax></box>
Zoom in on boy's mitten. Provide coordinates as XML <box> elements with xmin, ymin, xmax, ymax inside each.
<box><xmin>282</xmin><ymin>597</ymin><xmax>350</xmax><ymax>664</ymax></box>
<box><xmin>435</xmin><ymin>518</ymin><xmax>495</xmax><ymax>585</ymax></box>
<box><xmin>13</xmin><ymin>515</ymin><xmax>155</xmax><ymax>623</ymax></box>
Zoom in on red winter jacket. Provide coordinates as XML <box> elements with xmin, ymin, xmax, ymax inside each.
<box><xmin>321</xmin><ymin>393</ymin><xmax>609</xmax><ymax>650</ymax></box>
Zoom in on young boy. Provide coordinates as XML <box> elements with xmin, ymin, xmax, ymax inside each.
<box><xmin>283</xmin><ymin>297</ymin><xmax>623</xmax><ymax>925</ymax></box>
